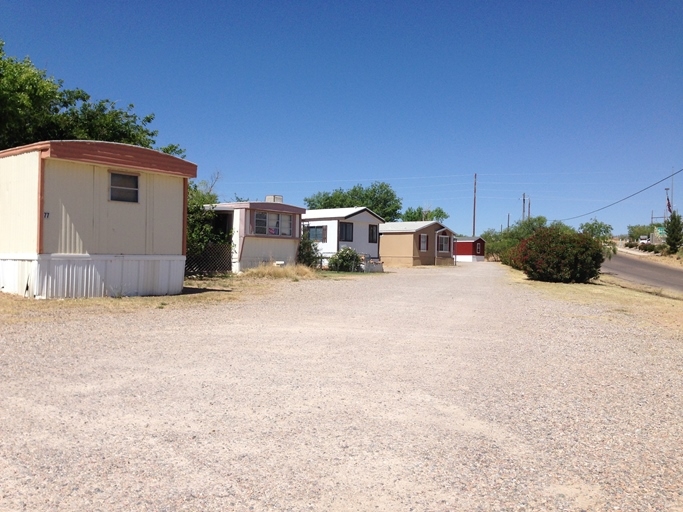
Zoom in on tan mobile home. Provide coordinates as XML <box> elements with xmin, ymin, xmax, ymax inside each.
<box><xmin>379</xmin><ymin>221</ymin><xmax>455</xmax><ymax>267</ymax></box>
<box><xmin>0</xmin><ymin>140</ymin><xmax>197</xmax><ymax>298</ymax></box>
<box><xmin>211</xmin><ymin>197</ymin><xmax>306</xmax><ymax>273</ymax></box>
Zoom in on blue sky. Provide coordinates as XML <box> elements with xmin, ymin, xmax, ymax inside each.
<box><xmin>2</xmin><ymin>1</ymin><xmax>682</xmax><ymax>235</ymax></box>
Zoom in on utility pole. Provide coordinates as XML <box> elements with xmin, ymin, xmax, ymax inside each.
<box><xmin>507</xmin><ymin>213</ymin><xmax>510</xmax><ymax>230</ymax></box>
<box><xmin>472</xmin><ymin>173</ymin><xmax>477</xmax><ymax>236</ymax></box>
<box><xmin>522</xmin><ymin>193</ymin><xmax>526</xmax><ymax>221</ymax></box>
<box><xmin>528</xmin><ymin>197</ymin><xmax>531</xmax><ymax>219</ymax></box>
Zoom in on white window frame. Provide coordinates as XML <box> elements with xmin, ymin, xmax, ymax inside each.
<box><xmin>438</xmin><ymin>235</ymin><xmax>450</xmax><ymax>253</ymax></box>
<box><xmin>109</xmin><ymin>172</ymin><xmax>139</xmax><ymax>203</ymax></box>
<box><xmin>476</xmin><ymin>242</ymin><xmax>482</xmax><ymax>254</ymax></box>
<box><xmin>419</xmin><ymin>234</ymin><xmax>428</xmax><ymax>252</ymax></box>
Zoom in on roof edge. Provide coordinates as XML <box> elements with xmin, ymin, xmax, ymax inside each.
<box><xmin>0</xmin><ymin>140</ymin><xmax>197</xmax><ymax>178</ymax></box>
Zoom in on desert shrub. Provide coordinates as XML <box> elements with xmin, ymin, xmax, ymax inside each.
<box><xmin>328</xmin><ymin>247</ymin><xmax>362</xmax><ymax>272</ymax></box>
<box><xmin>654</xmin><ymin>244</ymin><xmax>667</xmax><ymax>254</ymax></box>
<box><xmin>296</xmin><ymin>233</ymin><xmax>322</xmax><ymax>268</ymax></box>
<box><xmin>499</xmin><ymin>243</ymin><xmax>525</xmax><ymax>270</ymax></box>
<box><xmin>515</xmin><ymin>226</ymin><xmax>604</xmax><ymax>283</ymax></box>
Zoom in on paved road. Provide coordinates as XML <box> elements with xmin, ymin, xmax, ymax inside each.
<box><xmin>602</xmin><ymin>251</ymin><xmax>683</xmax><ymax>293</ymax></box>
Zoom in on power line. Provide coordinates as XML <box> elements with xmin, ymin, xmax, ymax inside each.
<box><xmin>556</xmin><ymin>168</ymin><xmax>683</xmax><ymax>222</ymax></box>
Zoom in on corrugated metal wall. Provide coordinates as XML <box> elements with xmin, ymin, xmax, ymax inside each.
<box><xmin>0</xmin><ymin>255</ymin><xmax>186</xmax><ymax>298</ymax></box>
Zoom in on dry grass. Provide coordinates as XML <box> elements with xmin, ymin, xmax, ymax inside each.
<box><xmin>240</xmin><ymin>263</ymin><xmax>320</xmax><ymax>280</ymax></box>
<box><xmin>0</xmin><ymin>265</ymin><xmax>324</xmax><ymax>324</ymax></box>
<box><xmin>505</xmin><ymin>266</ymin><xmax>683</xmax><ymax>333</ymax></box>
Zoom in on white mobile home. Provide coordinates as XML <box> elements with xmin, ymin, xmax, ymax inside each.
<box><xmin>302</xmin><ymin>207</ymin><xmax>384</xmax><ymax>262</ymax></box>
<box><xmin>0</xmin><ymin>140</ymin><xmax>197</xmax><ymax>298</ymax></box>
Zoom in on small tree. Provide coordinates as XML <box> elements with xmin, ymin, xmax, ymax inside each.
<box><xmin>665</xmin><ymin>211</ymin><xmax>683</xmax><ymax>254</ymax></box>
<box><xmin>579</xmin><ymin>218</ymin><xmax>617</xmax><ymax>260</ymax></box>
<box><xmin>186</xmin><ymin>175</ymin><xmax>228</xmax><ymax>256</ymax></box>
<box><xmin>296</xmin><ymin>233</ymin><xmax>322</xmax><ymax>268</ymax></box>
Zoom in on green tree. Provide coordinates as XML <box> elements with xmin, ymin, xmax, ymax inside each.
<box><xmin>186</xmin><ymin>176</ymin><xmax>228</xmax><ymax>257</ymax></box>
<box><xmin>296</xmin><ymin>233</ymin><xmax>322</xmax><ymax>268</ymax></box>
<box><xmin>482</xmin><ymin>216</ymin><xmax>550</xmax><ymax>261</ymax></box>
<box><xmin>304</xmin><ymin>181</ymin><xmax>402</xmax><ymax>221</ymax></box>
<box><xmin>401</xmin><ymin>206</ymin><xmax>449</xmax><ymax>222</ymax></box>
<box><xmin>579</xmin><ymin>218</ymin><xmax>617</xmax><ymax>259</ymax></box>
<box><xmin>0</xmin><ymin>40</ymin><xmax>182</xmax><ymax>155</ymax></box>
<box><xmin>664</xmin><ymin>211</ymin><xmax>683</xmax><ymax>254</ymax></box>
<box><xmin>627</xmin><ymin>224</ymin><xmax>655</xmax><ymax>242</ymax></box>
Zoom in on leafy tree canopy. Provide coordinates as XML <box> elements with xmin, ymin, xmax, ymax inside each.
<box><xmin>481</xmin><ymin>216</ymin><xmax>551</xmax><ymax>261</ymax></box>
<box><xmin>401</xmin><ymin>206</ymin><xmax>449</xmax><ymax>222</ymax></box>
<box><xmin>304</xmin><ymin>181</ymin><xmax>403</xmax><ymax>221</ymax></box>
<box><xmin>0</xmin><ymin>40</ymin><xmax>183</xmax><ymax>155</ymax></box>
<box><xmin>664</xmin><ymin>211</ymin><xmax>683</xmax><ymax>254</ymax></box>
<box><xmin>186</xmin><ymin>175</ymin><xmax>229</xmax><ymax>256</ymax></box>
<box><xmin>579</xmin><ymin>217</ymin><xmax>616</xmax><ymax>259</ymax></box>
<box><xmin>626</xmin><ymin>224</ymin><xmax>655</xmax><ymax>241</ymax></box>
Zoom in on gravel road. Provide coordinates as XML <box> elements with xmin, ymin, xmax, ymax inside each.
<box><xmin>1</xmin><ymin>264</ymin><xmax>682</xmax><ymax>511</ymax></box>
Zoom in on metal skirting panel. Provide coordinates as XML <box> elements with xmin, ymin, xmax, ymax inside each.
<box><xmin>455</xmin><ymin>255</ymin><xmax>485</xmax><ymax>263</ymax></box>
<box><xmin>0</xmin><ymin>257</ymin><xmax>36</xmax><ymax>296</ymax></box>
<box><xmin>0</xmin><ymin>254</ymin><xmax>186</xmax><ymax>299</ymax></box>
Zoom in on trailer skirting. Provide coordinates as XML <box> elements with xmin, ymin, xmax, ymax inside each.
<box><xmin>0</xmin><ymin>254</ymin><xmax>186</xmax><ymax>299</ymax></box>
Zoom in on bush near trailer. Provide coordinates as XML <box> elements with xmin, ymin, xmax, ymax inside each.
<box><xmin>515</xmin><ymin>226</ymin><xmax>604</xmax><ymax>283</ymax></box>
<box><xmin>328</xmin><ymin>247</ymin><xmax>362</xmax><ymax>272</ymax></box>
<box><xmin>296</xmin><ymin>232</ymin><xmax>322</xmax><ymax>268</ymax></box>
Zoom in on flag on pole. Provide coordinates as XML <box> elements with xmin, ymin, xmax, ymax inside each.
<box><xmin>667</xmin><ymin>196</ymin><xmax>672</xmax><ymax>214</ymax></box>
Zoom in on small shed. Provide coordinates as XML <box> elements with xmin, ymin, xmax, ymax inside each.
<box><xmin>454</xmin><ymin>237</ymin><xmax>486</xmax><ymax>262</ymax></box>
<box><xmin>0</xmin><ymin>140</ymin><xmax>196</xmax><ymax>298</ymax></box>
<box><xmin>302</xmin><ymin>207</ymin><xmax>384</xmax><ymax>263</ymax></box>
<box><xmin>211</xmin><ymin>196</ymin><xmax>306</xmax><ymax>273</ymax></box>
<box><xmin>379</xmin><ymin>221</ymin><xmax>455</xmax><ymax>267</ymax></box>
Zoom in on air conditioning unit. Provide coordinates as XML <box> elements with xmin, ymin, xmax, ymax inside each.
<box><xmin>265</xmin><ymin>195</ymin><xmax>284</xmax><ymax>203</ymax></box>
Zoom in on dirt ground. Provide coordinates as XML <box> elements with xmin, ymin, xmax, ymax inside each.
<box><xmin>1</xmin><ymin>263</ymin><xmax>682</xmax><ymax>511</ymax></box>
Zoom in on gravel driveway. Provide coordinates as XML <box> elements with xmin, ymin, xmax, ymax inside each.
<box><xmin>1</xmin><ymin>264</ymin><xmax>682</xmax><ymax>511</ymax></box>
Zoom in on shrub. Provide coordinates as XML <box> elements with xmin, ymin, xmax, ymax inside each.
<box><xmin>296</xmin><ymin>233</ymin><xmax>322</xmax><ymax>268</ymax></box>
<box><xmin>328</xmin><ymin>247</ymin><xmax>362</xmax><ymax>272</ymax></box>
<box><xmin>515</xmin><ymin>226</ymin><xmax>604</xmax><ymax>283</ymax></box>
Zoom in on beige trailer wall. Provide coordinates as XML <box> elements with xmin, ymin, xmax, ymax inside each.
<box><xmin>0</xmin><ymin>151</ymin><xmax>40</xmax><ymax>254</ymax></box>
<box><xmin>42</xmin><ymin>159</ymin><xmax>184</xmax><ymax>255</ymax></box>
<box><xmin>379</xmin><ymin>233</ymin><xmax>418</xmax><ymax>267</ymax></box>
<box><xmin>237</xmin><ymin>237</ymin><xmax>299</xmax><ymax>272</ymax></box>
